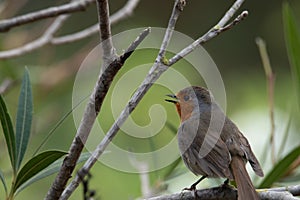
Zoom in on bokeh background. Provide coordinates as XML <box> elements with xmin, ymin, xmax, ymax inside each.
<box><xmin>0</xmin><ymin>0</ymin><xmax>299</xmax><ymax>199</ymax></box>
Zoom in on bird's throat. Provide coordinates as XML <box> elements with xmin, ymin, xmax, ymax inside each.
<box><xmin>175</xmin><ymin>102</ymin><xmax>181</xmax><ymax>118</ymax></box>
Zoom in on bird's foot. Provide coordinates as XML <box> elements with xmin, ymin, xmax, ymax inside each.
<box><xmin>182</xmin><ymin>184</ymin><xmax>198</xmax><ymax>199</ymax></box>
<box><xmin>182</xmin><ymin>184</ymin><xmax>196</xmax><ymax>192</ymax></box>
<box><xmin>221</xmin><ymin>179</ymin><xmax>234</xmax><ymax>189</ymax></box>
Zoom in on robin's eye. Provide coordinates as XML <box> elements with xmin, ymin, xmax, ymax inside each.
<box><xmin>183</xmin><ymin>95</ymin><xmax>189</xmax><ymax>101</ymax></box>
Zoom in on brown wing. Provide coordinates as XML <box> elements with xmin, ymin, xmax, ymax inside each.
<box><xmin>222</xmin><ymin>118</ymin><xmax>264</xmax><ymax>177</ymax></box>
<box><xmin>177</xmin><ymin>117</ymin><xmax>232</xmax><ymax>179</ymax></box>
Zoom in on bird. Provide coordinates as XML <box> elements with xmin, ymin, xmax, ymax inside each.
<box><xmin>165</xmin><ymin>86</ymin><xmax>264</xmax><ymax>200</ymax></box>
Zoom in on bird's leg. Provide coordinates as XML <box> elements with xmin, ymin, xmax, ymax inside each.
<box><xmin>223</xmin><ymin>178</ymin><xmax>229</xmax><ymax>185</ymax></box>
<box><xmin>183</xmin><ymin>176</ymin><xmax>207</xmax><ymax>198</ymax></box>
<box><xmin>221</xmin><ymin>178</ymin><xmax>234</xmax><ymax>190</ymax></box>
<box><xmin>183</xmin><ymin>175</ymin><xmax>207</xmax><ymax>192</ymax></box>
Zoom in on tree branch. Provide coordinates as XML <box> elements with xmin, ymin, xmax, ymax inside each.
<box><xmin>146</xmin><ymin>184</ymin><xmax>300</xmax><ymax>200</ymax></box>
<box><xmin>0</xmin><ymin>13</ymin><xmax>69</xmax><ymax>59</ymax></box>
<box><xmin>51</xmin><ymin>0</ymin><xmax>140</xmax><ymax>45</ymax></box>
<box><xmin>168</xmin><ymin>9</ymin><xmax>248</xmax><ymax>66</ymax></box>
<box><xmin>96</xmin><ymin>0</ymin><xmax>115</xmax><ymax>63</ymax></box>
<box><xmin>0</xmin><ymin>0</ymin><xmax>140</xmax><ymax>60</ymax></box>
<box><xmin>0</xmin><ymin>0</ymin><xmax>95</xmax><ymax>32</ymax></box>
<box><xmin>44</xmin><ymin>0</ymin><xmax>131</xmax><ymax>198</ymax></box>
<box><xmin>59</xmin><ymin>0</ymin><xmax>248</xmax><ymax>199</ymax></box>
<box><xmin>45</xmin><ymin>27</ymin><xmax>150</xmax><ymax>200</ymax></box>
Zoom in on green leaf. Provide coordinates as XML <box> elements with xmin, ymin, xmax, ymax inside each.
<box><xmin>259</xmin><ymin>145</ymin><xmax>300</xmax><ymax>188</ymax></box>
<box><xmin>283</xmin><ymin>2</ymin><xmax>300</xmax><ymax>107</ymax></box>
<box><xmin>13</xmin><ymin>150</ymin><xmax>67</xmax><ymax>192</ymax></box>
<box><xmin>0</xmin><ymin>95</ymin><xmax>16</xmax><ymax>170</ymax></box>
<box><xmin>15</xmin><ymin>152</ymin><xmax>91</xmax><ymax>194</ymax></box>
<box><xmin>15</xmin><ymin>68</ymin><xmax>33</xmax><ymax>170</ymax></box>
<box><xmin>0</xmin><ymin>169</ymin><xmax>7</xmax><ymax>195</ymax></box>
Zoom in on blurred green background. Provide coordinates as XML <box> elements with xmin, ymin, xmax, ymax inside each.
<box><xmin>0</xmin><ymin>0</ymin><xmax>300</xmax><ymax>199</ymax></box>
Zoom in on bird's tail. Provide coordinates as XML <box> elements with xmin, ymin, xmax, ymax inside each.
<box><xmin>230</xmin><ymin>156</ymin><xmax>260</xmax><ymax>200</ymax></box>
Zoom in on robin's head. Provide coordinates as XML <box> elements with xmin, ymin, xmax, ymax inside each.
<box><xmin>166</xmin><ymin>86</ymin><xmax>212</xmax><ymax>121</ymax></box>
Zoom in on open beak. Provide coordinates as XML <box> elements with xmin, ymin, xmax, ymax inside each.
<box><xmin>165</xmin><ymin>94</ymin><xmax>178</xmax><ymax>104</ymax></box>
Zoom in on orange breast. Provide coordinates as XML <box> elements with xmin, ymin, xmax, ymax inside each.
<box><xmin>175</xmin><ymin>102</ymin><xmax>181</xmax><ymax>118</ymax></box>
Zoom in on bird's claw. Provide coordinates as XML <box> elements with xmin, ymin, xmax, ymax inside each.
<box><xmin>182</xmin><ymin>185</ymin><xmax>196</xmax><ymax>192</ymax></box>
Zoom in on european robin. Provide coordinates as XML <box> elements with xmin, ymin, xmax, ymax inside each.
<box><xmin>166</xmin><ymin>86</ymin><xmax>264</xmax><ymax>200</ymax></box>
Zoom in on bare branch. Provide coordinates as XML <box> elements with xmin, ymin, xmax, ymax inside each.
<box><xmin>0</xmin><ymin>0</ymin><xmax>140</xmax><ymax>60</ymax></box>
<box><xmin>46</xmin><ymin>28</ymin><xmax>150</xmax><ymax>200</ymax></box>
<box><xmin>45</xmin><ymin>1</ymin><xmax>117</xmax><ymax>198</ymax></box>
<box><xmin>52</xmin><ymin>24</ymin><xmax>99</xmax><ymax>45</ymax></box>
<box><xmin>218</xmin><ymin>0</ymin><xmax>245</xmax><ymax>27</ymax></box>
<box><xmin>146</xmin><ymin>185</ymin><xmax>300</xmax><ymax>200</ymax></box>
<box><xmin>51</xmin><ymin>0</ymin><xmax>140</xmax><ymax>45</ymax></box>
<box><xmin>266</xmin><ymin>184</ymin><xmax>300</xmax><ymax>196</ymax></box>
<box><xmin>168</xmin><ymin>10</ymin><xmax>248</xmax><ymax>66</ymax></box>
<box><xmin>119</xmin><ymin>27</ymin><xmax>150</xmax><ymax>62</ymax></box>
<box><xmin>0</xmin><ymin>0</ymin><xmax>95</xmax><ymax>32</ymax></box>
<box><xmin>157</xmin><ymin>0</ymin><xmax>185</xmax><ymax>60</ymax></box>
<box><xmin>96</xmin><ymin>0</ymin><xmax>116</xmax><ymax>65</ymax></box>
<box><xmin>148</xmin><ymin>186</ymin><xmax>237</xmax><ymax>200</ymax></box>
<box><xmin>0</xmin><ymin>14</ymin><xmax>69</xmax><ymax>59</ymax></box>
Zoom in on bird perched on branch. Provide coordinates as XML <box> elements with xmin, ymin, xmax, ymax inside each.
<box><xmin>166</xmin><ymin>86</ymin><xmax>264</xmax><ymax>200</ymax></box>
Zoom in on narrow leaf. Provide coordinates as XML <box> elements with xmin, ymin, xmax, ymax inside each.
<box><xmin>13</xmin><ymin>150</ymin><xmax>67</xmax><ymax>192</ymax></box>
<box><xmin>283</xmin><ymin>2</ymin><xmax>300</xmax><ymax>107</ymax></box>
<box><xmin>15</xmin><ymin>68</ymin><xmax>33</xmax><ymax>170</ymax></box>
<box><xmin>0</xmin><ymin>169</ymin><xmax>7</xmax><ymax>195</ymax></box>
<box><xmin>259</xmin><ymin>145</ymin><xmax>300</xmax><ymax>188</ymax></box>
<box><xmin>15</xmin><ymin>152</ymin><xmax>91</xmax><ymax>194</ymax></box>
<box><xmin>0</xmin><ymin>95</ymin><xmax>16</xmax><ymax>170</ymax></box>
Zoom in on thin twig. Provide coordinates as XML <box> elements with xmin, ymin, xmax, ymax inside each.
<box><xmin>0</xmin><ymin>0</ymin><xmax>140</xmax><ymax>60</ymax></box>
<box><xmin>52</xmin><ymin>0</ymin><xmax>140</xmax><ymax>45</ymax></box>
<box><xmin>0</xmin><ymin>14</ymin><xmax>69</xmax><ymax>59</ymax></box>
<box><xmin>60</xmin><ymin>0</ymin><xmax>247</xmax><ymax>199</ymax></box>
<box><xmin>168</xmin><ymin>10</ymin><xmax>248</xmax><ymax>66</ymax></box>
<box><xmin>218</xmin><ymin>0</ymin><xmax>245</xmax><ymax>27</ymax></box>
<box><xmin>0</xmin><ymin>0</ymin><xmax>95</xmax><ymax>32</ymax></box>
<box><xmin>157</xmin><ymin>0</ymin><xmax>184</xmax><ymax>60</ymax></box>
<box><xmin>256</xmin><ymin>37</ymin><xmax>276</xmax><ymax>164</ymax></box>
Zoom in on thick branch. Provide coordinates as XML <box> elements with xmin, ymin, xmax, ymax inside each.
<box><xmin>0</xmin><ymin>0</ymin><xmax>95</xmax><ymax>32</ymax></box>
<box><xmin>147</xmin><ymin>185</ymin><xmax>300</xmax><ymax>200</ymax></box>
<box><xmin>45</xmin><ymin>28</ymin><xmax>150</xmax><ymax>200</ymax></box>
<box><xmin>266</xmin><ymin>184</ymin><xmax>300</xmax><ymax>196</ymax></box>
